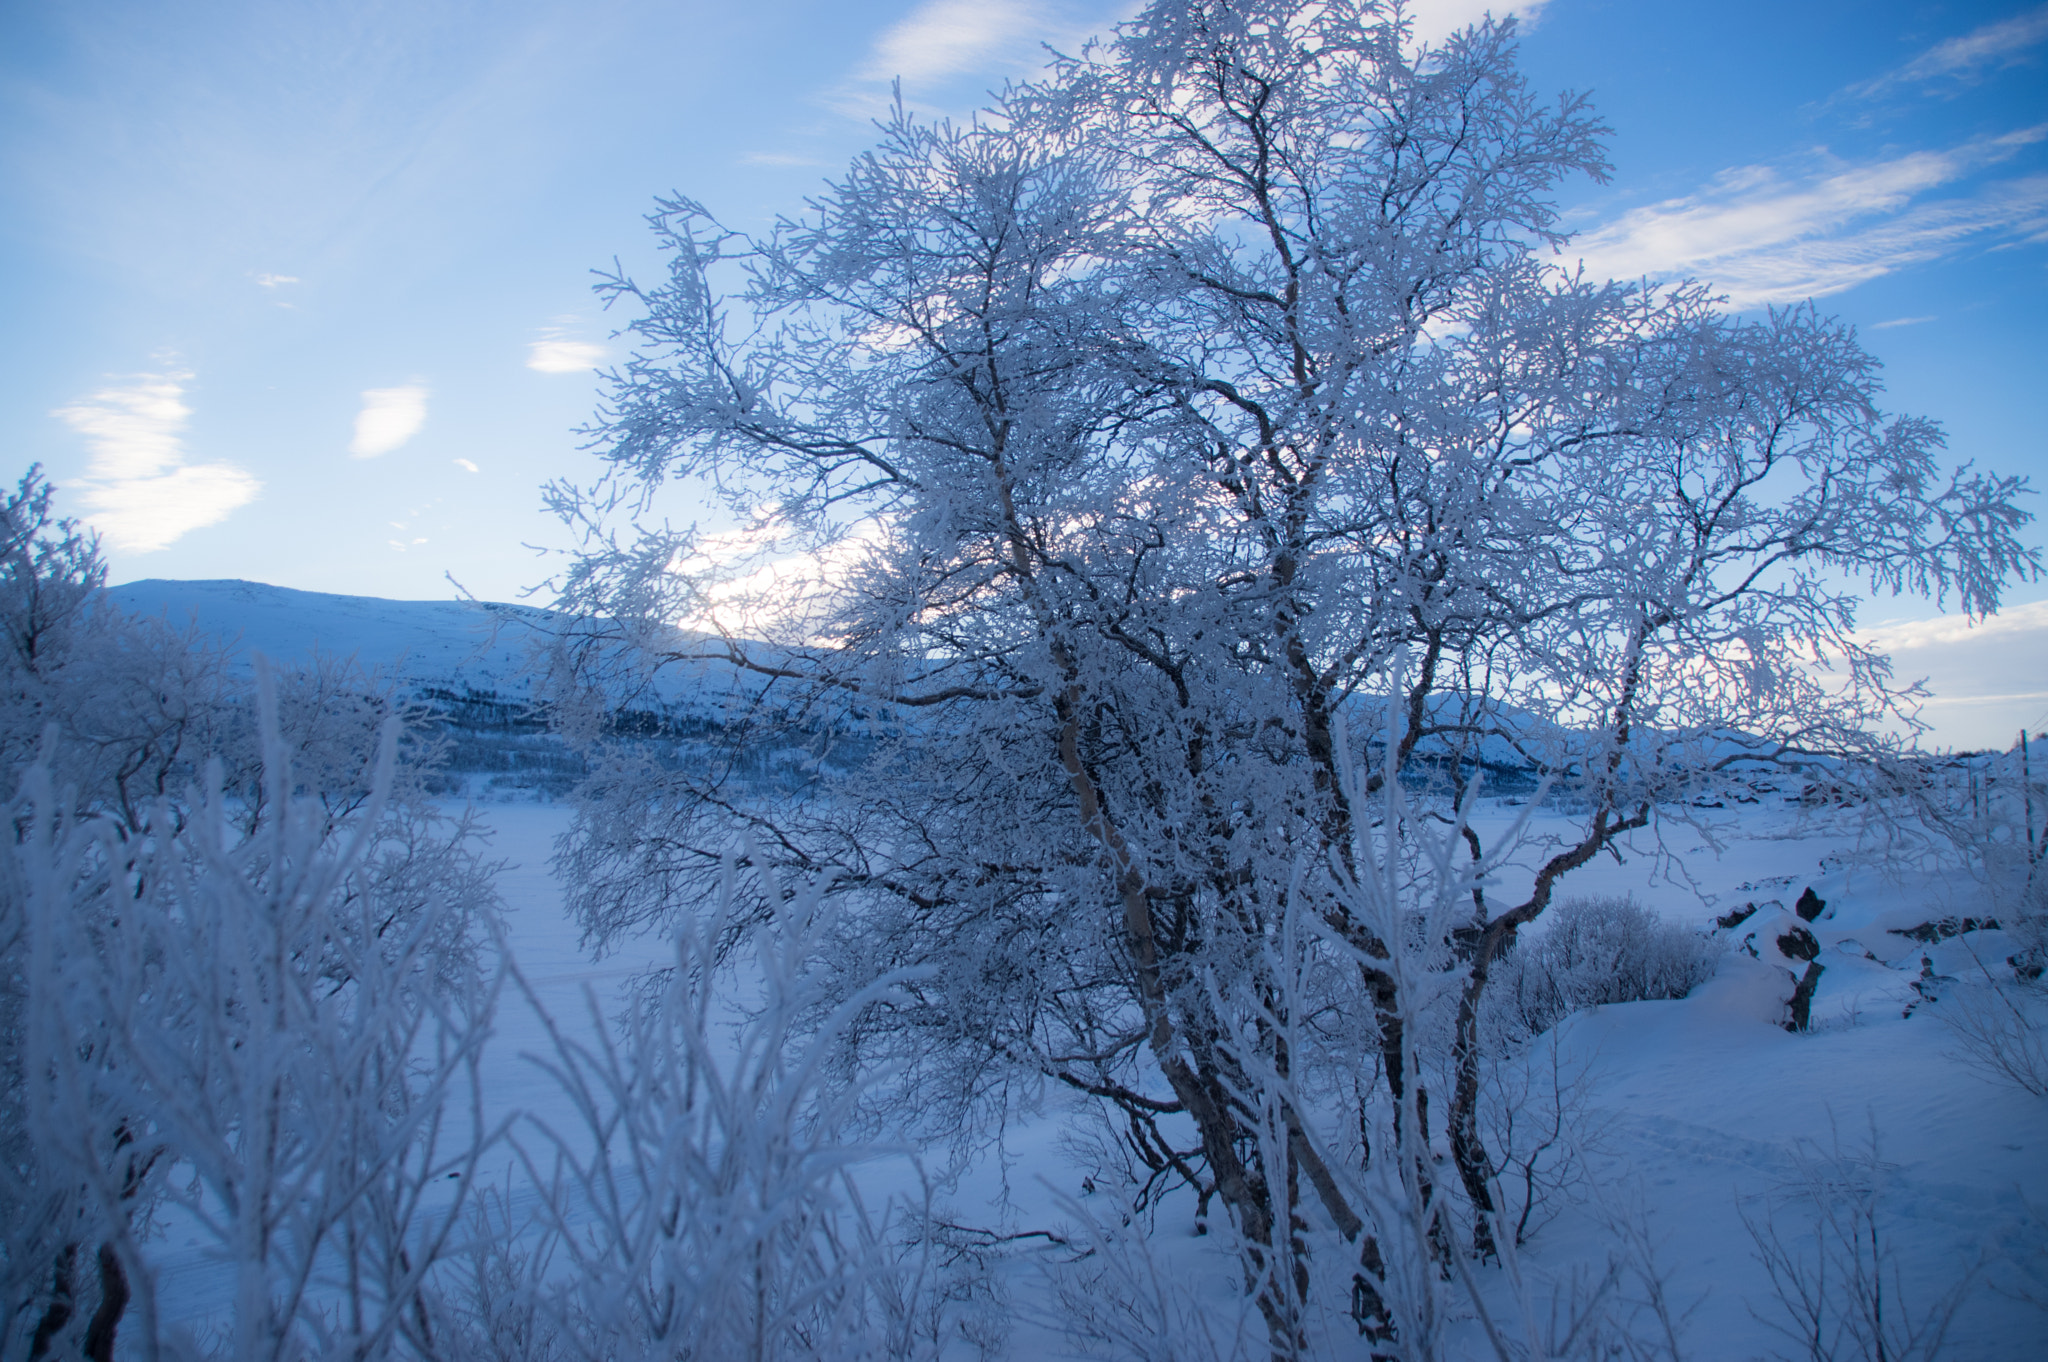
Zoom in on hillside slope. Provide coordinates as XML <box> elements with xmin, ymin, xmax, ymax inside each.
<box><xmin>108</xmin><ymin>578</ymin><xmax>549</xmax><ymax>694</ymax></box>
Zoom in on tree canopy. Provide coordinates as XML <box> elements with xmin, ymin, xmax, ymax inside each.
<box><xmin>544</xmin><ymin>0</ymin><xmax>2039</xmax><ymax>1345</ymax></box>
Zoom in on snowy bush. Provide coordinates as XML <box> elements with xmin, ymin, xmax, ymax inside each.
<box><xmin>1744</xmin><ymin>1131</ymin><xmax>1976</xmax><ymax>1362</ymax></box>
<box><xmin>1957</xmin><ymin>736</ymin><xmax>2046</xmax><ymax>978</ymax></box>
<box><xmin>1913</xmin><ymin>734</ymin><xmax>2048</xmax><ymax>1096</ymax></box>
<box><xmin>5</xmin><ymin>677</ymin><xmax>500</xmax><ymax>1360</ymax></box>
<box><xmin>0</xmin><ymin>466</ymin><xmax>239</xmax><ymax>831</ymax></box>
<box><xmin>1937</xmin><ymin>981</ymin><xmax>2048</xmax><ymax>1098</ymax></box>
<box><xmin>444</xmin><ymin>847</ymin><xmax>938</xmax><ymax>1362</ymax></box>
<box><xmin>1485</xmin><ymin>897</ymin><xmax>1720</xmax><ymax>1044</ymax></box>
<box><xmin>0</xmin><ymin>466</ymin><xmax>504</xmax><ymax>1358</ymax></box>
<box><xmin>1913</xmin><ymin>737</ymin><xmax>2046</xmax><ymax>965</ymax></box>
<box><xmin>0</xmin><ymin>465</ymin><xmax>461</xmax><ymax>842</ymax></box>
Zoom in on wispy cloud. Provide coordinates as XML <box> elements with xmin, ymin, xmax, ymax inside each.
<box><xmin>1865</xmin><ymin>599</ymin><xmax>2048</xmax><ymax>748</ymax></box>
<box><xmin>254</xmin><ymin>272</ymin><xmax>299</xmax><ymax>289</ymax></box>
<box><xmin>1869</xmin><ymin>314</ymin><xmax>1937</xmax><ymax>330</ymax></box>
<box><xmin>848</xmin><ymin>0</ymin><xmax>1545</xmax><ymax>89</ymax></box>
<box><xmin>833</xmin><ymin>0</ymin><xmax>1541</xmax><ymax>120</ymax></box>
<box><xmin>858</xmin><ymin>0</ymin><xmax>1053</xmax><ymax>84</ymax></box>
<box><xmin>831</xmin><ymin>0</ymin><xmax>1135</xmax><ymax>118</ymax></box>
<box><xmin>453</xmin><ymin>457</ymin><xmax>479</xmax><ymax>473</ymax></box>
<box><xmin>1406</xmin><ymin>0</ymin><xmax>1549</xmax><ymax>45</ymax></box>
<box><xmin>526</xmin><ymin>338</ymin><xmax>607</xmax><ymax>373</ymax></box>
<box><xmin>1569</xmin><ymin>128</ymin><xmax>2048</xmax><ymax>308</ymax></box>
<box><xmin>1867</xmin><ymin>599</ymin><xmax>2048</xmax><ymax>653</ymax></box>
<box><xmin>52</xmin><ymin>368</ymin><xmax>260</xmax><ymax>553</ymax></box>
<box><xmin>350</xmin><ymin>384</ymin><xmax>429</xmax><ymax>457</ymax></box>
<box><xmin>1847</xmin><ymin>4</ymin><xmax>2048</xmax><ymax>100</ymax></box>
<box><xmin>741</xmin><ymin>152</ymin><xmax>829</xmax><ymax>168</ymax></box>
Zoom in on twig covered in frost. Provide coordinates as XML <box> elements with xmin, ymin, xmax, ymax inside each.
<box><xmin>1048</xmin><ymin>1185</ymin><xmax>1260</xmax><ymax>1362</ymax></box>
<box><xmin>473</xmin><ymin>843</ymin><xmax>939</xmax><ymax>1362</ymax></box>
<box><xmin>1934</xmin><ymin>978</ymin><xmax>2048</xmax><ymax>1097</ymax></box>
<box><xmin>15</xmin><ymin>665</ymin><xmax>503</xmax><ymax>1361</ymax></box>
<box><xmin>1742</xmin><ymin>1125</ymin><xmax>1975</xmax><ymax>1362</ymax></box>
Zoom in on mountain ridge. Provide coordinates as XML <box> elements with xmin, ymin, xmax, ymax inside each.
<box><xmin>107</xmin><ymin>577</ymin><xmax>552</xmax><ymax>696</ymax></box>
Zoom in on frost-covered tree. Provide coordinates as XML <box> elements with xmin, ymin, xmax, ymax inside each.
<box><xmin>0</xmin><ymin>466</ymin><xmax>238</xmax><ymax>834</ymax></box>
<box><xmin>542</xmin><ymin>0</ymin><xmax>2037</xmax><ymax>1343</ymax></box>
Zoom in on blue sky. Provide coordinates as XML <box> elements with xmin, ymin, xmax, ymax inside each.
<box><xmin>3</xmin><ymin>0</ymin><xmax>2045</xmax><ymax>746</ymax></box>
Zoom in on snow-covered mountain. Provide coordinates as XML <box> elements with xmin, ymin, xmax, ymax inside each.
<box><xmin>103</xmin><ymin>578</ymin><xmax>812</xmax><ymax>798</ymax></box>
<box><xmin>108</xmin><ymin>578</ymin><xmax>552</xmax><ymax>696</ymax></box>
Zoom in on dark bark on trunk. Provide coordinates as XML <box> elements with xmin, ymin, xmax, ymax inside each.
<box><xmin>1054</xmin><ymin>693</ymin><xmax>1298</xmax><ymax>1349</ymax></box>
<box><xmin>1786</xmin><ymin>961</ymin><xmax>1825</xmax><ymax>1032</ymax></box>
<box><xmin>1450</xmin><ymin>936</ymin><xmax>1502</xmax><ymax>1260</ymax></box>
<box><xmin>1445</xmin><ymin>794</ymin><xmax>1652</xmax><ymax>1258</ymax></box>
<box><xmin>26</xmin><ymin>1244</ymin><xmax>76</xmax><ymax>1360</ymax></box>
<box><xmin>82</xmin><ymin>1243</ymin><xmax>127</xmax><ymax>1362</ymax></box>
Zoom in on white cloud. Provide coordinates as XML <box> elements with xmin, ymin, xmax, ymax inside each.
<box><xmin>1849</xmin><ymin>4</ymin><xmax>2048</xmax><ymax>99</ymax></box>
<box><xmin>1917</xmin><ymin>690</ymin><xmax>2048</xmax><ymax>707</ymax></box>
<box><xmin>848</xmin><ymin>0</ymin><xmax>1544</xmax><ymax>95</ymax></box>
<box><xmin>742</xmin><ymin>151</ymin><xmax>829</xmax><ymax>168</ymax></box>
<box><xmin>52</xmin><ymin>368</ymin><xmax>260</xmax><ymax>553</ymax></box>
<box><xmin>1405</xmin><ymin>0</ymin><xmax>1548</xmax><ymax>45</ymax></box>
<box><xmin>81</xmin><ymin>466</ymin><xmax>266</xmax><ymax>555</ymax></box>
<box><xmin>859</xmin><ymin>0</ymin><xmax>1052</xmax><ymax>83</ymax></box>
<box><xmin>1863</xmin><ymin>600</ymin><xmax>2048</xmax><ymax>749</ymax></box>
<box><xmin>255</xmin><ymin>272</ymin><xmax>299</xmax><ymax>289</ymax></box>
<box><xmin>350</xmin><ymin>384</ymin><xmax>429</xmax><ymax>457</ymax></box>
<box><xmin>832</xmin><ymin>0</ymin><xmax>1140</xmax><ymax>117</ymax></box>
<box><xmin>831</xmin><ymin>0</ymin><xmax>1542</xmax><ymax>123</ymax></box>
<box><xmin>453</xmin><ymin>457</ymin><xmax>479</xmax><ymax>473</ymax></box>
<box><xmin>1866</xmin><ymin>598</ymin><xmax>2048</xmax><ymax>653</ymax></box>
<box><xmin>1568</xmin><ymin>129</ymin><xmax>2048</xmax><ymax>308</ymax></box>
<box><xmin>526</xmin><ymin>338</ymin><xmax>607</xmax><ymax>373</ymax></box>
<box><xmin>1869</xmin><ymin>314</ymin><xmax>1937</xmax><ymax>329</ymax></box>
<box><xmin>54</xmin><ymin>371</ymin><xmax>188</xmax><ymax>483</ymax></box>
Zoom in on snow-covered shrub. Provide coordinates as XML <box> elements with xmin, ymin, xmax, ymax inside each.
<box><xmin>9</xmin><ymin>678</ymin><xmax>501</xmax><ymax>1360</ymax></box>
<box><xmin>1050</xmin><ymin>1191</ymin><xmax>1260</xmax><ymax>1362</ymax></box>
<box><xmin>0</xmin><ymin>466</ymin><xmax>241</xmax><ymax>832</ymax></box>
<box><xmin>1915</xmin><ymin>735</ymin><xmax>2048</xmax><ymax>1095</ymax></box>
<box><xmin>1971</xmin><ymin>738</ymin><xmax>2045</xmax><ymax>980</ymax></box>
<box><xmin>454</xmin><ymin>848</ymin><xmax>937</xmax><ymax>1362</ymax></box>
<box><xmin>1485</xmin><ymin>896</ymin><xmax>1719</xmax><ymax>1043</ymax></box>
<box><xmin>1476</xmin><ymin>1035</ymin><xmax>1605</xmax><ymax>1248</ymax></box>
<box><xmin>0</xmin><ymin>465</ymin><xmax>460</xmax><ymax>843</ymax></box>
<box><xmin>1937</xmin><ymin>981</ymin><xmax>2048</xmax><ymax>1098</ymax></box>
<box><xmin>0</xmin><ymin>466</ymin><xmax>503</xmax><ymax>1357</ymax></box>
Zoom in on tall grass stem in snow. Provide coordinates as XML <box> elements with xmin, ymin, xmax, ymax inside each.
<box><xmin>13</xmin><ymin>664</ymin><xmax>502</xmax><ymax>1360</ymax></box>
<box><xmin>463</xmin><ymin>843</ymin><xmax>938</xmax><ymax>1362</ymax></box>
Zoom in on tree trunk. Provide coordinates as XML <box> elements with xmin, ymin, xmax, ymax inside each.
<box><xmin>26</xmin><ymin>1244</ymin><xmax>76</xmax><ymax>1360</ymax></box>
<box><xmin>82</xmin><ymin>1243</ymin><xmax>128</xmax><ymax>1362</ymax></box>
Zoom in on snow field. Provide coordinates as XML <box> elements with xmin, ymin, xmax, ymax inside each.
<box><xmin>144</xmin><ymin>794</ymin><xmax>2043</xmax><ymax>1358</ymax></box>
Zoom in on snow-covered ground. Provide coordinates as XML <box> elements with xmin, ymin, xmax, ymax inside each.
<box><xmin>1477</xmin><ymin>806</ymin><xmax>2045</xmax><ymax>1359</ymax></box>
<box><xmin>109</xmin><ymin>581</ymin><xmax>2041</xmax><ymax>1357</ymax></box>
<box><xmin>129</xmin><ymin>793</ymin><xmax>2041</xmax><ymax>1358</ymax></box>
